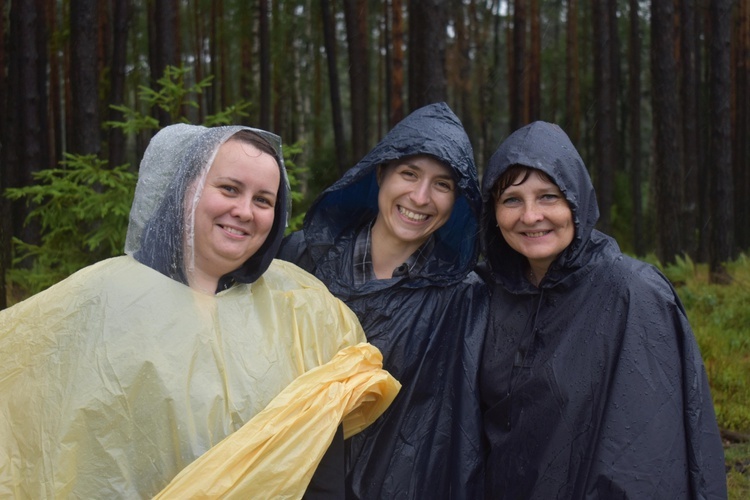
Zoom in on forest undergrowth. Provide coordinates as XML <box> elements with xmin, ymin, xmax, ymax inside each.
<box><xmin>661</xmin><ymin>254</ymin><xmax>750</xmax><ymax>498</ymax></box>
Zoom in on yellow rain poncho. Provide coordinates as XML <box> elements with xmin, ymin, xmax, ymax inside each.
<box><xmin>0</xmin><ymin>124</ymin><xmax>399</xmax><ymax>499</ymax></box>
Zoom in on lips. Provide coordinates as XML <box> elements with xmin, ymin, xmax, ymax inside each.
<box><xmin>398</xmin><ymin>206</ymin><xmax>430</xmax><ymax>222</ymax></box>
<box><xmin>524</xmin><ymin>230</ymin><xmax>552</xmax><ymax>238</ymax></box>
<box><xmin>219</xmin><ymin>224</ymin><xmax>248</xmax><ymax>236</ymax></box>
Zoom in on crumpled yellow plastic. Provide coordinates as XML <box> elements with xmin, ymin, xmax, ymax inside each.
<box><xmin>0</xmin><ymin>256</ymin><xmax>399</xmax><ymax>499</ymax></box>
<box><xmin>154</xmin><ymin>343</ymin><xmax>400</xmax><ymax>499</ymax></box>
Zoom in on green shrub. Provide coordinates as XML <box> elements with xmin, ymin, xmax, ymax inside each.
<box><xmin>5</xmin><ymin>65</ymin><xmax>304</xmax><ymax>300</ymax></box>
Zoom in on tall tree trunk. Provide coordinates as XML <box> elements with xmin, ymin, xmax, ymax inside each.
<box><xmin>45</xmin><ymin>0</ymin><xmax>61</xmax><ymax>166</ymax></box>
<box><xmin>259</xmin><ymin>0</ymin><xmax>271</xmax><ymax>130</ymax></box>
<box><xmin>108</xmin><ymin>0</ymin><xmax>130</xmax><ymax>169</ymax></box>
<box><xmin>627</xmin><ymin>0</ymin><xmax>644</xmax><ymax>256</ymax></box>
<box><xmin>680</xmin><ymin>0</ymin><xmax>700</xmax><ymax>259</ymax></box>
<box><xmin>592</xmin><ymin>0</ymin><xmax>616</xmax><ymax>233</ymax></box>
<box><xmin>708</xmin><ymin>0</ymin><xmax>734</xmax><ymax>283</ymax></box>
<box><xmin>70</xmin><ymin>0</ymin><xmax>101</xmax><ymax>155</ymax></box>
<box><xmin>6</xmin><ymin>0</ymin><xmax>48</xmax><ymax>256</ymax></box>
<box><xmin>0</xmin><ymin>0</ymin><xmax>8</xmax><ymax>308</ymax></box>
<box><xmin>239</xmin><ymin>1</ymin><xmax>254</xmax><ymax>126</ymax></box>
<box><xmin>344</xmin><ymin>0</ymin><xmax>370</xmax><ymax>161</ymax></box>
<box><xmin>320</xmin><ymin>0</ymin><xmax>348</xmax><ymax>174</ymax></box>
<box><xmin>733</xmin><ymin>0</ymin><xmax>750</xmax><ymax>251</ymax></box>
<box><xmin>151</xmin><ymin>0</ymin><xmax>178</xmax><ymax>126</ymax></box>
<box><xmin>390</xmin><ymin>0</ymin><xmax>405</xmax><ymax>127</ymax></box>
<box><xmin>565</xmin><ymin>0</ymin><xmax>581</xmax><ymax>143</ymax></box>
<box><xmin>528</xmin><ymin>0</ymin><xmax>541</xmax><ymax>121</ymax></box>
<box><xmin>651</xmin><ymin>0</ymin><xmax>682</xmax><ymax>264</ymax></box>
<box><xmin>510</xmin><ymin>0</ymin><xmax>526</xmax><ymax>130</ymax></box>
<box><xmin>408</xmin><ymin>0</ymin><xmax>447</xmax><ymax>110</ymax></box>
<box><xmin>192</xmin><ymin>0</ymin><xmax>206</xmax><ymax>122</ymax></box>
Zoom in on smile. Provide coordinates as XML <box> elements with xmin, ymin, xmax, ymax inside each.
<box><xmin>524</xmin><ymin>230</ymin><xmax>551</xmax><ymax>238</ymax></box>
<box><xmin>220</xmin><ymin>225</ymin><xmax>247</xmax><ymax>236</ymax></box>
<box><xmin>398</xmin><ymin>206</ymin><xmax>429</xmax><ymax>222</ymax></box>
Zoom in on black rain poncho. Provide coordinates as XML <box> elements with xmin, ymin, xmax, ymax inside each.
<box><xmin>479</xmin><ymin>121</ymin><xmax>726</xmax><ymax>499</ymax></box>
<box><xmin>0</xmin><ymin>124</ymin><xmax>399</xmax><ymax>499</ymax></box>
<box><xmin>279</xmin><ymin>103</ymin><xmax>488</xmax><ymax>499</ymax></box>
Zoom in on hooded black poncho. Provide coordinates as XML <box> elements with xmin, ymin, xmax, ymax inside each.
<box><xmin>279</xmin><ymin>102</ymin><xmax>488</xmax><ymax>499</ymax></box>
<box><xmin>479</xmin><ymin>121</ymin><xmax>727</xmax><ymax>499</ymax></box>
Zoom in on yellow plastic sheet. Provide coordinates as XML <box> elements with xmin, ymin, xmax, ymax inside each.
<box><xmin>0</xmin><ymin>256</ymin><xmax>398</xmax><ymax>499</ymax></box>
<box><xmin>155</xmin><ymin>343</ymin><xmax>399</xmax><ymax>499</ymax></box>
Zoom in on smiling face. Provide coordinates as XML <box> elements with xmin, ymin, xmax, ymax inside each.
<box><xmin>494</xmin><ymin>169</ymin><xmax>575</xmax><ymax>278</ymax></box>
<box><xmin>190</xmin><ymin>138</ymin><xmax>280</xmax><ymax>291</ymax></box>
<box><xmin>372</xmin><ymin>155</ymin><xmax>457</xmax><ymax>254</ymax></box>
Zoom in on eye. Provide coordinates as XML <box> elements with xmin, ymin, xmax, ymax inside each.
<box><xmin>399</xmin><ymin>168</ymin><xmax>418</xmax><ymax>179</ymax></box>
<box><xmin>540</xmin><ymin>193</ymin><xmax>560</xmax><ymax>203</ymax></box>
<box><xmin>254</xmin><ymin>195</ymin><xmax>275</xmax><ymax>207</ymax></box>
<box><xmin>219</xmin><ymin>184</ymin><xmax>238</xmax><ymax>195</ymax></box>
<box><xmin>500</xmin><ymin>196</ymin><xmax>521</xmax><ymax>206</ymax></box>
<box><xmin>435</xmin><ymin>180</ymin><xmax>454</xmax><ymax>193</ymax></box>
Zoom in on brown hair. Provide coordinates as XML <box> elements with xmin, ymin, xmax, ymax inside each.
<box><xmin>492</xmin><ymin>165</ymin><xmax>554</xmax><ymax>201</ymax></box>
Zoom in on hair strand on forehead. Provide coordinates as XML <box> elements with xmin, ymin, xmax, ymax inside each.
<box><xmin>492</xmin><ymin>165</ymin><xmax>554</xmax><ymax>200</ymax></box>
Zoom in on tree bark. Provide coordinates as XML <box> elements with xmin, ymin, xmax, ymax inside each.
<box><xmin>390</xmin><ymin>0</ymin><xmax>405</xmax><ymax>127</ymax></box>
<box><xmin>591</xmin><ymin>0</ymin><xmax>617</xmax><ymax>233</ymax></box>
<box><xmin>651</xmin><ymin>0</ymin><xmax>683</xmax><ymax>265</ymax></box>
<box><xmin>528</xmin><ymin>0</ymin><xmax>541</xmax><ymax>121</ymax></box>
<box><xmin>627</xmin><ymin>0</ymin><xmax>643</xmax><ymax>256</ymax></box>
<box><xmin>708</xmin><ymin>0</ymin><xmax>734</xmax><ymax>283</ymax></box>
<box><xmin>108</xmin><ymin>0</ymin><xmax>130</xmax><ymax>169</ymax></box>
<box><xmin>510</xmin><ymin>0</ymin><xmax>526</xmax><ymax>131</ymax></box>
<box><xmin>565</xmin><ymin>0</ymin><xmax>581</xmax><ymax>144</ymax></box>
<box><xmin>69</xmin><ymin>0</ymin><xmax>100</xmax><ymax>155</ymax></box>
<box><xmin>344</xmin><ymin>0</ymin><xmax>370</xmax><ymax>161</ymax></box>
<box><xmin>733</xmin><ymin>0</ymin><xmax>750</xmax><ymax>251</ymax></box>
<box><xmin>320</xmin><ymin>0</ymin><xmax>348</xmax><ymax>174</ymax></box>
<box><xmin>408</xmin><ymin>0</ymin><xmax>447</xmax><ymax>110</ymax></box>
<box><xmin>259</xmin><ymin>0</ymin><xmax>271</xmax><ymax>130</ymax></box>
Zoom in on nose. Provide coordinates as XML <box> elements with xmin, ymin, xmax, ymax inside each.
<box><xmin>520</xmin><ymin>203</ymin><xmax>544</xmax><ymax>224</ymax></box>
<box><xmin>230</xmin><ymin>196</ymin><xmax>254</xmax><ymax>221</ymax></box>
<box><xmin>409</xmin><ymin>180</ymin><xmax>431</xmax><ymax>205</ymax></box>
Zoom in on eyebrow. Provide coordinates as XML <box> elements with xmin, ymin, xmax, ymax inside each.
<box><xmin>400</xmin><ymin>163</ymin><xmax>455</xmax><ymax>182</ymax></box>
<box><xmin>216</xmin><ymin>176</ymin><xmax>278</xmax><ymax>197</ymax></box>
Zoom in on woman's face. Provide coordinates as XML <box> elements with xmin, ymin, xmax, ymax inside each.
<box><xmin>494</xmin><ymin>170</ymin><xmax>574</xmax><ymax>274</ymax></box>
<box><xmin>192</xmin><ymin>139</ymin><xmax>279</xmax><ymax>283</ymax></box>
<box><xmin>374</xmin><ymin>155</ymin><xmax>456</xmax><ymax>249</ymax></box>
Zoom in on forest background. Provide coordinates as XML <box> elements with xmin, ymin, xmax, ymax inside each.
<box><xmin>1</xmin><ymin>0</ymin><xmax>749</xmax><ymax>493</ymax></box>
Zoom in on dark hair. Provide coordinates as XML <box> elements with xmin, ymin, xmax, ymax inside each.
<box><xmin>229</xmin><ymin>129</ymin><xmax>279</xmax><ymax>160</ymax></box>
<box><xmin>492</xmin><ymin>165</ymin><xmax>554</xmax><ymax>200</ymax></box>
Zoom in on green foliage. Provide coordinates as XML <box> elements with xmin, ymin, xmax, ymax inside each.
<box><xmin>5</xmin><ymin>155</ymin><xmax>137</xmax><ymax>294</ymax></box>
<box><xmin>6</xmin><ymin>65</ymin><xmax>304</xmax><ymax>299</ymax></box>
<box><xmin>725</xmin><ymin>441</ymin><xmax>750</xmax><ymax>499</ymax></box>
<box><xmin>281</xmin><ymin>140</ymin><xmax>308</xmax><ymax>233</ymax></box>
<box><xmin>677</xmin><ymin>255</ymin><xmax>750</xmax><ymax>433</ymax></box>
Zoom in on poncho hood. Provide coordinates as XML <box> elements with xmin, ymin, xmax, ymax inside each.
<box><xmin>481</xmin><ymin>121</ymin><xmax>602</xmax><ymax>290</ymax></box>
<box><xmin>302</xmin><ymin>102</ymin><xmax>481</xmax><ymax>287</ymax></box>
<box><xmin>126</xmin><ymin>124</ymin><xmax>290</xmax><ymax>289</ymax></box>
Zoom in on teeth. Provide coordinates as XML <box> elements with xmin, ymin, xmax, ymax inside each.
<box><xmin>399</xmin><ymin>207</ymin><xmax>428</xmax><ymax>221</ymax></box>
<box><xmin>526</xmin><ymin>231</ymin><xmax>549</xmax><ymax>238</ymax></box>
<box><xmin>223</xmin><ymin>226</ymin><xmax>245</xmax><ymax>235</ymax></box>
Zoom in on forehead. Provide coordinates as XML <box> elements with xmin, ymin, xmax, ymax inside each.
<box><xmin>387</xmin><ymin>155</ymin><xmax>453</xmax><ymax>177</ymax></box>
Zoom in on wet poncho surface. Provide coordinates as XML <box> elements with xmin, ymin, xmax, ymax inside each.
<box><xmin>279</xmin><ymin>103</ymin><xmax>488</xmax><ymax>499</ymax></box>
<box><xmin>479</xmin><ymin>121</ymin><xmax>727</xmax><ymax>499</ymax></box>
<box><xmin>0</xmin><ymin>124</ymin><xmax>399</xmax><ymax>499</ymax></box>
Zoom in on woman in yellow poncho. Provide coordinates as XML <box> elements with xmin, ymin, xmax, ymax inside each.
<box><xmin>0</xmin><ymin>124</ymin><xmax>399</xmax><ymax>499</ymax></box>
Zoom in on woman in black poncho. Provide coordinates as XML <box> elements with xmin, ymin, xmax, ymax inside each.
<box><xmin>479</xmin><ymin>121</ymin><xmax>726</xmax><ymax>499</ymax></box>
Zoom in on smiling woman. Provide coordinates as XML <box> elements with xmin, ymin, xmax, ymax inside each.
<box><xmin>278</xmin><ymin>102</ymin><xmax>489</xmax><ymax>499</ymax></box>
<box><xmin>189</xmin><ymin>136</ymin><xmax>280</xmax><ymax>293</ymax></box>
<box><xmin>0</xmin><ymin>124</ymin><xmax>399</xmax><ymax>498</ymax></box>
<box><xmin>479</xmin><ymin>121</ymin><xmax>727</xmax><ymax>499</ymax></box>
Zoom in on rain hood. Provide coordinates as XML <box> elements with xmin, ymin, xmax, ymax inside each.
<box><xmin>279</xmin><ymin>103</ymin><xmax>488</xmax><ymax>499</ymax></box>
<box><xmin>0</xmin><ymin>125</ymin><xmax>399</xmax><ymax>499</ymax></box>
<box><xmin>479</xmin><ymin>121</ymin><xmax>726</xmax><ymax>499</ymax></box>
